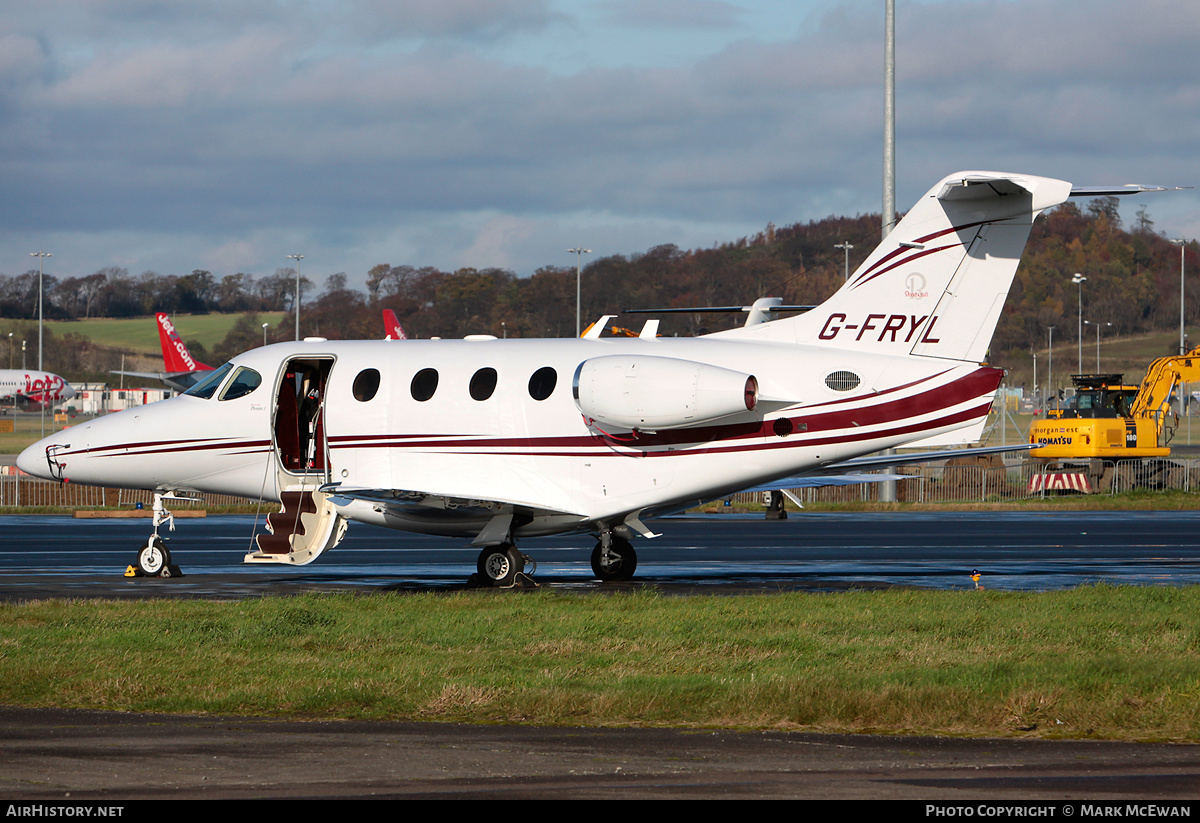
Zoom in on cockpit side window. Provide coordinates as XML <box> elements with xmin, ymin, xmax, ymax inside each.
<box><xmin>184</xmin><ymin>362</ymin><xmax>234</xmax><ymax>399</ymax></box>
<box><xmin>219</xmin><ymin>367</ymin><xmax>262</xmax><ymax>401</ymax></box>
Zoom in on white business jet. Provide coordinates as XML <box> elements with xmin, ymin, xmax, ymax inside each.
<box><xmin>16</xmin><ymin>171</ymin><xmax>1173</xmax><ymax>583</ymax></box>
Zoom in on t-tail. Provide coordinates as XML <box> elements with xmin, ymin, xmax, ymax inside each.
<box><xmin>156</xmin><ymin>313</ymin><xmax>212</xmax><ymax>373</ymax></box>
<box><xmin>722</xmin><ymin>171</ymin><xmax>1074</xmax><ymax>363</ymax></box>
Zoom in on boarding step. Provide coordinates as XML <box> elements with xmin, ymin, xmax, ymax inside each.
<box><xmin>245</xmin><ymin>488</ymin><xmax>347</xmax><ymax>565</ymax></box>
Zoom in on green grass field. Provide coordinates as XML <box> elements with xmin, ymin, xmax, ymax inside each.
<box><xmin>3</xmin><ymin>586</ymin><xmax>1200</xmax><ymax>740</ymax></box>
<box><xmin>43</xmin><ymin>312</ymin><xmax>286</xmax><ymax>356</ymax></box>
<box><xmin>999</xmin><ymin>330</ymin><xmax>1194</xmax><ymax>394</ymax></box>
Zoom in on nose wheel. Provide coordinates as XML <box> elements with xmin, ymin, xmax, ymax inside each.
<box><xmin>136</xmin><ymin>537</ymin><xmax>172</xmax><ymax>576</ymax></box>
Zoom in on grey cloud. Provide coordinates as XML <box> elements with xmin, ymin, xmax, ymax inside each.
<box><xmin>2</xmin><ymin>0</ymin><xmax>1198</xmax><ymax>284</ymax></box>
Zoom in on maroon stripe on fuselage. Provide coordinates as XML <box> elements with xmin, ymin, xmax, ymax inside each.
<box><xmin>328</xmin><ymin>367</ymin><xmax>1002</xmax><ymax>455</ymax></box>
<box><xmin>62</xmin><ymin>437</ymin><xmax>272</xmax><ymax>460</ymax></box>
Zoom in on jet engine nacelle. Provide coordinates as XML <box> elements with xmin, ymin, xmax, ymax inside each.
<box><xmin>573</xmin><ymin>355</ymin><xmax>758</xmax><ymax>431</ymax></box>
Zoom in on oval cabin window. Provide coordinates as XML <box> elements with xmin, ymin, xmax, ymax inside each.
<box><xmin>410</xmin><ymin>368</ymin><xmax>439</xmax><ymax>402</ymax></box>
<box><xmin>824</xmin><ymin>371</ymin><xmax>861</xmax><ymax>392</ymax></box>
<box><xmin>528</xmin><ymin>367</ymin><xmax>557</xmax><ymax>401</ymax></box>
<box><xmin>353</xmin><ymin>369</ymin><xmax>381</xmax><ymax>402</ymax></box>
<box><xmin>470</xmin><ymin>367</ymin><xmax>498</xmax><ymax>401</ymax></box>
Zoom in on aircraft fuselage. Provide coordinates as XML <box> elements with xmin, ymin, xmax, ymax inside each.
<box><xmin>18</xmin><ymin>334</ymin><xmax>998</xmax><ymax>539</ymax></box>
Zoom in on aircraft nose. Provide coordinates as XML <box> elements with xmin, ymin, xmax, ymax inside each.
<box><xmin>17</xmin><ymin>432</ymin><xmax>67</xmax><ymax>480</ymax></box>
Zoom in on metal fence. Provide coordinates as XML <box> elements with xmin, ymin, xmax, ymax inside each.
<box><xmin>0</xmin><ymin>475</ymin><xmax>107</xmax><ymax>508</ymax></box>
<box><xmin>0</xmin><ymin>475</ymin><xmax>253</xmax><ymax>509</ymax></box>
<box><xmin>722</xmin><ymin>457</ymin><xmax>1200</xmax><ymax>506</ymax></box>
<box><xmin>4</xmin><ymin>457</ymin><xmax>1200</xmax><ymax>510</ymax></box>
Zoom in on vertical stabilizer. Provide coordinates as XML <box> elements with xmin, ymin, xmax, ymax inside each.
<box><xmin>724</xmin><ymin>172</ymin><xmax>1072</xmax><ymax>363</ymax></box>
<box><xmin>156</xmin><ymin>313</ymin><xmax>212</xmax><ymax>373</ymax></box>
<box><xmin>383</xmin><ymin>309</ymin><xmax>407</xmax><ymax>340</ymax></box>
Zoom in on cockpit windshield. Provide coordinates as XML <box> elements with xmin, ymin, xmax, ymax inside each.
<box><xmin>183</xmin><ymin>362</ymin><xmax>234</xmax><ymax>399</ymax></box>
<box><xmin>218</xmin><ymin>367</ymin><xmax>262</xmax><ymax>401</ymax></box>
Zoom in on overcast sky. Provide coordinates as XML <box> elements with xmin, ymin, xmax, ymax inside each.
<box><xmin>2</xmin><ymin>0</ymin><xmax>1198</xmax><ymax>291</ymax></box>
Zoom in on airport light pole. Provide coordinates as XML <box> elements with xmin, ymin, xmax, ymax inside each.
<box><xmin>1071</xmin><ymin>273</ymin><xmax>1086</xmax><ymax>374</ymax></box>
<box><xmin>1047</xmin><ymin>325</ymin><xmax>1055</xmax><ymax>409</ymax></box>
<box><xmin>1084</xmin><ymin>320</ymin><xmax>1112</xmax><ymax>372</ymax></box>
<box><xmin>834</xmin><ymin>241</ymin><xmax>854</xmax><ymax>282</ymax></box>
<box><xmin>882</xmin><ymin>0</ymin><xmax>895</xmax><ymax>238</ymax></box>
<box><xmin>262</xmin><ymin>323</ymin><xmax>269</xmax><ymax>347</ymax></box>
<box><xmin>879</xmin><ymin>0</ymin><xmax>897</xmax><ymax>504</ymax></box>
<box><xmin>1176</xmin><ymin>239</ymin><xmax>1187</xmax><ymax>355</ymax></box>
<box><xmin>288</xmin><ymin>253</ymin><xmax>304</xmax><ymax>341</ymax></box>
<box><xmin>568</xmin><ymin>247</ymin><xmax>590</xmax><ymax>338</ymax></box>
<box><xmin>30</xmin><ymin>251</ymin><xmax>50</xmax><ymax>371</ymax></box>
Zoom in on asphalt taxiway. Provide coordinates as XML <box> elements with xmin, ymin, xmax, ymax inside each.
<box><xmin>4</xmin><ymin>509</ymin><xmax>1200</xmax><ymax>599</ymax></box>
<box><xmin>4</xmin><ymin>510</ymin><xmax>1200</xmax><ymax>800</ymax></box>
<box><xmin>4</xmin><ymin>706</ymin><xmax>1200</xmax><ymax>800</ymax></box>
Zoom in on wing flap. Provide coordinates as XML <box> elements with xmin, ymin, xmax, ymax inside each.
<box><xmin>318</xmin><ymin>482</ymin><xmax>587</xmax><ymax>521</ymax></box>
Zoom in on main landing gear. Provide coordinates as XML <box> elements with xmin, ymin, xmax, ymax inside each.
<box><xmin>474</xmin><ymin>543</ymin><xmax>534</xmax><ymax>588</ymax></box>
<box><xmin>472</xmin><ymin>530</ymin><xmax>639</xmax><ymax>588</ymax></box>
<box><xmin>126</xmin><ymin>491</ymin><xmax>193</xmax><ymax>578</ymax></box>
<box><xmin>591</xmin><ymin>533</ymin><xmax>637</xmax><ymax>582</ymax></box>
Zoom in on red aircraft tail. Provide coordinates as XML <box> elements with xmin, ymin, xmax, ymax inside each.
<box><xmin>383</xmin><ymin>309</ymin><xmax>407</xmax><ymax>340</ymax></box>
<box><xmin>156</xmin><ymin>313</ymin><xmax>213</xmax><ymax>373</ymax></box>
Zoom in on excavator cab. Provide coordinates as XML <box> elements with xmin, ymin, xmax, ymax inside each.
<box><xmin>1052</xmin><ymin>374</ymin><xmax>1139</xmax><ymax>420</ymax></box>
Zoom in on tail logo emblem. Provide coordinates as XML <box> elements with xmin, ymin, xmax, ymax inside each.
<box><xmin>905</xmin><ymin>272</ymin><xmax>929</xmax><ymax>300</ymax></box>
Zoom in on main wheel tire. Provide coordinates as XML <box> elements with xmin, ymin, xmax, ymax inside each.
<box><xmin>137</xmin><ymin>538</ymin><xmax>170</xmax><ymax>576</ymax></box>
<box><xmin>591</xmin><ymin>537</ymin><xmax>637</xmax><ymax>582</ymax></box>
<box><xmin>477</xmin><ymin>544</ymin><xmax>524</xmax><ymax>587</ymax></box>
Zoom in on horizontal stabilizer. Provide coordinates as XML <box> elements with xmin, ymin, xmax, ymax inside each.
<box><xmin>1069</xmin><ymin>184</ymin><xmax>1189</xmax><ymax>197</ymax></box>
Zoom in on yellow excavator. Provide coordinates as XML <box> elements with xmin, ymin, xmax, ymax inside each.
<box><xmin>1028</xmin><ymin>346</ymin><xmax>1200</xmax><ymax>489</ymax></box>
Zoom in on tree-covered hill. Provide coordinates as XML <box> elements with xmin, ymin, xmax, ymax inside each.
<box><xmin>1</xmin><ymin>199</ymin><xmax>1194</xmax><ymax>388</ymax></box>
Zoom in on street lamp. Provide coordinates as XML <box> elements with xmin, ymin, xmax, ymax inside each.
<box><xmin>6</xmin><ymin>333</ymin><xmax>11</xmax><ymax>369</ymax></box>
<box><xmin>834</xmin><ymin>241</ymin><xmax>854</xmax><ymax>282</ymax></box>
<box><xmin>1071</xmin><ymin>273</ymin><xmax>1087</xmax><ymax>374</ymax></box>
<box><xmin>30</xmin><ymin>251</ymin><xmax>50</xmax><ymax>371</ymax></box>
<box><xmin>1047</xmin><ymin>325</ymin><xmax>1055</xmax><ymax>409</ymax></box>
<box><xmin>568</xmin><ymin>247</ymin><xmax>590</xmax><ymax>338</ymax></box>
<box><xmin>1176</xmin><ymin>239</ymin><xmax>1187</xmax><ymax>355</ymax></box>
<box><xmin>287</xmin><ymin>253</ymin><xmax>304</xmax><ymax>341</ymax></box>
<box><xmin>1084</xmin><ymin>320</ymin><xmax>1112</xmax><ymax>372</ymax></box>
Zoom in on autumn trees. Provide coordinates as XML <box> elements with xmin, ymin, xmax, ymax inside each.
<box><xmin>0</xmin><ymin>201</ymin><xmax>1194</xmax><ymax>384</ymax></box>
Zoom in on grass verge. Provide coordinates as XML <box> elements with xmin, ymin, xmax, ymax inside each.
<box><xmin>3</xmin><ymin>585</ymin><xmax>1200</xmax><ymax>740</ymax></box>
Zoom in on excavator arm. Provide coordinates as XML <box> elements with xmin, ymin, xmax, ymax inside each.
<box><xmin>1130</xmin><ymin>347</ymin><xmax>1200</xmax><ymax>439</ymax></box>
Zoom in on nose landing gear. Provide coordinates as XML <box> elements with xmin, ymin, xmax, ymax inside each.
<box><xmin>135</xmin><ymin>536</ymin><xmax>172</xmax><ymax>577</ymax></box>
<box><xmin>125</xmin><ymin>491</ymin><xmax>193</xmax><ymax>578</ymax></box>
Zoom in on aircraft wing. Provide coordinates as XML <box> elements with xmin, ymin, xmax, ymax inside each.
<box><xmin>110</xmin><ymin>369</ymin><xmax>205</xmax><ymax>393</ymax></box>
<box><xmin>737</xmin><ymin>472</ymin><xmax>910</xmax><ymax>493</ymax></box>
<box><xmin>318</xmin><ymin>482</ymin><xmax>588</xmax><ymax>545</ymax></box>
<box><xmin>752</xmin><ymin>444</ymin><xmax>1034</xmax><ymax>488</ymax></box>
<box><xmin>111</xmin><ymin>370</ymin><xmax>170</xmax><ymax>380</ymax></box>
